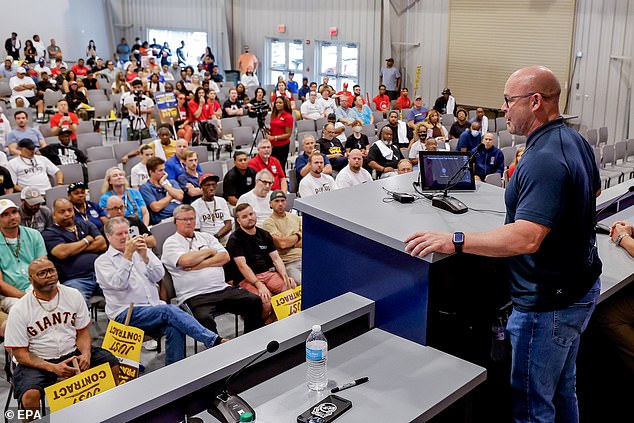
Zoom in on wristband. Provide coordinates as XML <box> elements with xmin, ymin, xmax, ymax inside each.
<box><xmin>615</xmin><ymin>233</ymin><xmax>630</xmax><ymax>247</ymax></box>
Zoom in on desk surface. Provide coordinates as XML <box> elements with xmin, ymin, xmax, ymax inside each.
<box><xmin>200</xmin><ymin>329</ymin><xmax>486</xmax><ymax>423</ymax></box>
<box><xmin>597</xmin><ymin>207</ymin><xmax>634</xmax><ymax>302</ymax></box>
<box><xmin>295</xmin><ymin>173</ymin><xmax>506</xmax><ymax>263</ymax></box>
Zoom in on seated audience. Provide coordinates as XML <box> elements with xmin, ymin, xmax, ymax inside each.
<box><xmin>19</xmin><ymin>187</ymin><xmax>53</xmax><ymax>232</ymax></box>
<box><xmin>0</xmin><ymin>199</ymin><xmax>47</xmax><ymax>314</ymax></box>
<box><xmin>408</xmin><ymin>125</ymin><xmax>428</xmax><ymax>166</ymax></box>
<box><xmin>237</xmin><ymin>169</ymin><xmax>274</xmax><ymax>227</ymax></box>
<box><xmin>263</xmin><ymin>190</ymin><xmax>302</xmax><ymax>283</ymax></box>
<box><xmin>67</xmin><ymin>181</ymin><xmax>107</xmax><ymax>232</ymax></box>
<box><xmin>407</xmin><ymin>96</ymin><xmax>428</xmax><ymax>135</ymax></box>
<box><xmin>130</xmin><ymin>144</ymin><xmax>154</xmax><ymax>188</ymax></box>
<box><xmin>422</xmin><ymin>109</ymin><xmax>448</xmax><ymax>141</ymax></box>
<box><xmin>43</xmin><ymin>199</ymin><xmax>106</xmax><ymax>302</ymax></box>
<box><xmin>334</xmin><ymin>96</ymin><xmax>357</xmax><ymax>127</ymax></box>
<box><xmin>299</xmin><ymin>152</ymin><xmax>336</xmax><ymax>198</ymax></box>
<box><xmin>345</xmin><ymin>122</ymin><xmax>370</xmax><ymax>158</ymax></box>
<box><xmin>433</xmin><ymin>88</ymin><xmax>456</xmax><ymax>115</ymax></box>
<box><xmin>507</xmin><ymin>145</ymin><xmax>525</xmax><ymax>180</ymax></box>
<box><xmin>367</xmin><ymin>126</ymin><xmax>403</xmax><ymax>179</ymax></box>
<box><xmin>104</xmin><ymin>195</ymin><xmax>156</xmax><ymax>249</ymax></box>
<box><xmin>139</xmin><ymin>157</ymin><xmax>184</xmax><ymax>225</ymax></box>
<box><xmin>385</xmin><ymin>111</ymin><xmax>407</xmax><ymax>149</ymax></box>
<box><xmin>394</xmin><ymin>88</ymin><xmax>411</xmax><ymax>110</ymax></box>
<box><xmin>371</xmin><ymin>85</ymin><xmax>390</xmax><ymax>114</ymax></box>
<box><xmin>397</xmin><ymin>159</ymin><xmax>413</xmax><ymax>174</ymax></box>
<box><xmin>96</xmin><ymin>217</ymin><xmax>227</xmax><ymax>365</ymax></box>
<box><xmin>316</xmin><ymin>87</ymin><xmax>336</xmax><ymax>116</ymax></box>
<box><xmin>223</xmin><ymin>151</ymin><xmax>256</xmax><ymax>206</ymax></box>
<box><xmin>6</xmin><ymin>111</ymin><xmax>46</xmax><ymax>156</ymax></box>
<box><xmin>49</xmin><ymin>99</ymin><xmax>79</xmax><ymax>141</ymax></box>
<box><xmin>39</xmin><ymin>128</ymin><xmax>87</xmax><ymax>169</ymax></box>
<box><xmin>335</xmin><ymin>149</ymin><xmax>373</xmax><ymax>189</ymax></box>
<box><xmin>227</xmin><ymin>204</ymin><xmax>296</xmax><ymax>324</ymax></box>
<box><xmin>471</xmin><ymin>107</ymin><xmax>489</xmax><ymax>134</ymax></box>
<box><xmin>247</xmin><ymin>139</ymin><xmax>286</xmax><ymax>192</ymax></box>
<box><xmin>318</xmin><ymin>123</ymin><xmax>348</xmax><ymax>172</ymax></box>
<box><xmin>8</xmin><ymin>139</ymin><xmax>62</xmax><ymax>194</ymax></box>
<box><xmin>99</xmin><ymin>167</ymin><xmax>149</xmax><ymax>226</ymax></box>
<box><xmin>222</xmin><ymin>88</ymin><xmax>244</xmax><ymax>118</ymax></box>
<box><xmin>473</xmin><ymin>132</ymin><xmax>504</xmax><ymax>181</ymax></box>
<box><xmin>166</xmin><ymin>138</ymin><xmax>202</xmax><ymax>181</ymax></box>
<box><xmin>162</xmin><ymin>205</ymin><xmax>263</xmax><ymax>333</ymax></box>
<box><xmin>449</xmin><ymin>108</ymin><xmax>470</xmax><ymax>140</ymax></box>
<box><xmin>191</xmin><ymin>173</ymin><xmax>232</xmax><ymax>244</ymax></box>
<box><xmin>300</xmin><ymin>91</ymin><xmax>324</xmax><ymax>120</ymax></box>
<box><xmin>295</xmin><ymin>135</ymin><xmax>332</xmax><ymax>184</ymax></box>
<box><xmin>9</xmin><ymin>67</ymin><xmax>45</xmax><ymax>122</ymax></box>
<box><xmin>177</xmin><ymin>151</ymin><xmax>204</xmax><ymax>203</ymax></box>
<box><xmin>457</xmin><ymin>121</ymin><xmax>482</xmax><ymax>152</ymax></box>
<box><xmin>352</xmin><ymin>96</ymin><xmax>373</xmax><ymax>125</ymax></box>
<box><xmin>4</xmin><ymin>258</ymin><xmax>119</xmax><ymax>414</ymax></box>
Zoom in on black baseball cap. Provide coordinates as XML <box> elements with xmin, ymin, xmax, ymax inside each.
<box><xmin>17</xmin><ymin>139</ymin><xmax>36</xmax><ymax>150</ymax></box>
<box><xmin>67</xmin><ymin>181</ymin><xmax>87</xmax><ymax>193</ymax></box>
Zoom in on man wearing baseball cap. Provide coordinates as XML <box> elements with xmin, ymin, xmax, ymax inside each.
<box><xmin>380</xmin><ymin>57</ymin><xmax>401</xmax><ymax>100</ymax></box>
<box><xmin>0</xmin><ymin>198</ymin><xmax>47</xmax><ymax>315</ymax></box>
<box><xmin>434</xmin><ymin>88</ymin><xmax>456</xmax><ymax>116</ymax></box>
<box><xmin>8</xmin><ymin>138</ymin><xmax>62</xmax><ymax>194</ymax></box>
<box><xmin>19</xmin><ymin>186</ymin><xmax>53</xmax><ymax>232</ymax></box>
<box><xmin>9</xmin><ymin>66</ymin><xmax>46</xmax><ymax>122</ymax></box>
<box><xmin>263</xmin><ymin>190</ymin><xmax>302</xmax><ymax>284</ymax></box>
<box><xmin>335</xmin><ymin>81</ymin><xmax>354</xmax><ymax>106</ymax></box>
<box><xmin>191</xmin><ymin>173</ymin><xmax>232</xmax><ymax>244</ymax></box>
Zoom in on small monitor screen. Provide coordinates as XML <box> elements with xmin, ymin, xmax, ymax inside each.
<box><xmin>419</xmin><ymin>151</ymin><xmax>476</xmax><ymax>191</ymax></box>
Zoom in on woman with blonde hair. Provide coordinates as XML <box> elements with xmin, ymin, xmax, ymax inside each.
<box><xmin>422</xmin><ymin>109</ymin><xmax>448</xmax><ymax>141</ymax></box>
<box><xmin>98</xmin><ymin>167</ymin><xmax>149</xmax><ymax>225</ymax></box>
<box><xmin>507</xmin><ymin>145</ymin><xmax>525</xmax><ymax>179</ymax></box>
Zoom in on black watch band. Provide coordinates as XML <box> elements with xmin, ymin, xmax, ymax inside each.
<box><xmin>452</xmin><ymin>232</ymin><xmax>465</xmax><ymax>254</ymax></box>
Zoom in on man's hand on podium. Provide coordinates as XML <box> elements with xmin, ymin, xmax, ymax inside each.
<box><xmin>404</xmin><ymin>231</ymin><xmax>454</xmax><ymax>257</ymax></box>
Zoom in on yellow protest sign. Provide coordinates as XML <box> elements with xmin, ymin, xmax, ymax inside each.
<box><xmin>102</xmin><ymin>320</ymin><xmax>144</xmax><ymax>385</ymax></box>
<box><xmin>45</xmin><ymin>363</ymin><xmax>116</xmax><ymax>412</ymax></box>
<box><xmin>271</xmin><ymin>286</ymin><xmax>302</xmax><ymax>320</ymax></box>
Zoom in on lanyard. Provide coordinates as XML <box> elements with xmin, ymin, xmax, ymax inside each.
<box><xmin>203</xmin><ymin>198</ymin><xmax>217</xmax><ymax>223</ymax></box>
<box><xmin>2</xmin><ymin>231</ymin><xmax>21</xmax><ymax>261</ymax></box>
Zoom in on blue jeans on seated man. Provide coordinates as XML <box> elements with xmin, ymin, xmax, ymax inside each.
<box><xmin>507</xmin><ymin>279</ymin><xmax>600</xmax><ymax>423</ymax></box>
<box><xmin>63</xmin><ymin>274</ymin><xmax>101</xmax><ymax>303</ymax></box>
<box><xmin>114</xmin><ymin>304</ymin><xmax>220</xmax><ymax>365</ymax></box>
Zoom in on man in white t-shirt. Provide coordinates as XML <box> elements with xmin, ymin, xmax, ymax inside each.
<box><xmin>335</xmin><ymin>149</ymin><xmax>373</xmax><ymax>189</ymax></box>
<box><xmin>300</xmin><ymin>91</ymin><xmax>324</xmax><ymax>120</ymax></box>
<box><xmin>122</xmin><ymin>79</ymin><xmax>156</xmax><ymax>142</ymax></box>
<box><xmin>4</xmin><ymin>257</ymin><xmax>119</xmax><ymax>412</ymax></box>
<box><xmin>316</xmin><ymin>88</ymin><xmax>336</xmax><ymax>116</ymax></box>
<box><xmin>236</xmin><ymin>169</ymin><xmax>274</xmax><ymax>227</ymax></box>
<box><xmin>8</xmin><ymin>139</ymin><xmax>62</xmax><ymax>194</ymax></box>
<box><xmin>161</xmin><ymin>204</ymin><xmax>263</xmax><ymax>334</ymax></box>
<box><xmin>299</xmin><ymin>152</ymin><xmax>336</xmax><ymax>198</ymax></box>
<box><xmin>191</xmin><ymin>173</ymin><xmax>232</xmax><ymax>245</ymax></box>
<box><xmin>130</xmin><ymin>144</ymin><xmax>153</xmax><ymax>188</ymax></box>
<box><xmin>9</xmin><ymin>67</ymin><xmax>45</xmax><ymax>122</ymax></box>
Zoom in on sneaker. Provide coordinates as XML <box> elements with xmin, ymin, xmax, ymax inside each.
<box><xmin>143</xmin><ymin>339</ymin><xmax>158</xmax><ymax>351</ymax></box>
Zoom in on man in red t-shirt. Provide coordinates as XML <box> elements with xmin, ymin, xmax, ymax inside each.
<box><xmin>247</xmin><ymin>139</ymin><xmax>287</xmax><ymax>192</ymax></box>
<box><xmin>394</xmin><ymin>87</ymin><xmax>411</xmax><ymax>110</ymax></box>
<box><xmin>372</xmin><ymin>84</ymin><xmax>390</xmax><ymax>114</ymax></box>
<box><xmin>49</xmin><ymin>99</ymin><xmax>79</xmax><ymax>141</ymax></box>
<box><xmin>70</xmin><ymin>58</ymin><xmax>88</xmax><ymax>77</ymax></box>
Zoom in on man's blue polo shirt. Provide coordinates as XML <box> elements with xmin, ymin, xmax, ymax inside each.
<box><xmin>139</xmin><ymin>179</ymin><xmax>180</xmax><ymax>224</ymax></box>
<box><xmin>294</xmin><ymin>152</ymin><xmax>330</xmax><ymax>181</ymax></box>
<box><xmin>504</xmin><ymin>117</ymin><xmax>602</xmax><ymax>311</ymax></box>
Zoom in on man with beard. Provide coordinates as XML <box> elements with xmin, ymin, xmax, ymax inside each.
<box><xmin>19</xmin><ymin>186</ymin><xmax>53</xmax><ymax>232</ymax></box>
<box><xmin>223</xmin><ymin>151</ymin><xmax>256</xmax><ymax>206</ymax></box>
<box><xmin>367</xmin><ymin>126</ymin><xmax>403</xmax><ymax>179</ymax></box>
<box><xmin>298</xmin><ymin>152</ymin><xmax>335</xmax><ymax>198</ymax></box>
<box><xmin>335</xmin><ymin>149</ymin><xmax>372</xmax><ymax>189</ymax></box>
<box><xmin>191</xmin><ymin>173</ymin><xmax>231</xmax><ymax>244</ymax></box>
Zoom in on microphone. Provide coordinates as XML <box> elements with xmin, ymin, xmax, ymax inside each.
<box><xmin>595</xmin><ymin>186</ymin><xmax>634</xmax><ymax>234</ymax></box>
<box><xmin>210</xmin><ymin>340</ymin><xmax>279</xmax><ymax>423</ymax></box>
<box><xmin>432</xmin><ymin>143</ymin><xmax>484</xmax><ymax>214</ymax></box>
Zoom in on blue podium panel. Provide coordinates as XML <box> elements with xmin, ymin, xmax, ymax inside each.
<box><xmin>302</xmin><ymin>214</ymin><xmax>430</xmax><ymax>344</ymax></box>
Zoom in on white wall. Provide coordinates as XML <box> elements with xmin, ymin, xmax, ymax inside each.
<box><xmin>232</xmin><ymin>0</ymin><xmax>383</xmax><ymax>96</ymax></box>
<box><xmin>0</xmin><ymin>0</ymin><xmax>112</xmax><ymax>64</ymax></box>
<box><xmin>568</xmin><ymin>0</ymin><xmax>634</xmax><ymax>143</ymax></box>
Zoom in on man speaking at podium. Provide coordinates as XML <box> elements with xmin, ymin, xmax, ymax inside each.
<box><xmin>405</xmin><ymin>66</ymin><xmax>602</xmax><ymax>423</ymax></box>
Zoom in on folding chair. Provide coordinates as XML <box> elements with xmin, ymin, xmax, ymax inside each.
<box><xmin>86</xmin><ymin>145</ymin><xmax>115</xmax><ymax>162</ymax></box>
<box><xmin>87</xmin><ymin>159</ymin><xmax>117</xmax><ymax>181</ymax></box>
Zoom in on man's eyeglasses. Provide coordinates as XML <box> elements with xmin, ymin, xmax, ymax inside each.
<box><xmin>107</xmin><ymin>205</ymin><xmax>125</xmax><ymax>211</ymax></box>
<box><xmin>257</xmin><ymin>179</ymin><xmax>274</xmax><ymax>185</ymax></box>
<box><xmin>34</xmin><ymin>268</ymin><xmax>57</xmax><ymax>278</ymax></box>
<box><xmin>504</xmin><ymin>92</ymin><xmax>541</xmax><ymax>108</ymax></box>
<box><xmin>175</xmin><ymin>217</ymin><xmax>196</xmax><ymax>222</ymax></box>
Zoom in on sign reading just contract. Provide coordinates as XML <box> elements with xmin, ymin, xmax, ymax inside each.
<box><xmin>102</xmin><ymin>320</ymin><xmax>144</xmax><ymax>384</ymax></box>
<box><xmin>271</xmin><ymin>286</ymin><xmax>302</xmax><ymax>320</ymax></box>
<box><xmin>44</xmin><ymin>363</ymin><xmax>117</xmax><ymax>412</ymax></box>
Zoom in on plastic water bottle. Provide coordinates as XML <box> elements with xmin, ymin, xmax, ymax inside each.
<box><xmin>306</xmin><ymin>324</ymin><xmax>328</xmax><ymax>391</ymax></box>
<box><xmin>490</xmin><ymin>317</ymin><xmax>506</xmax><ymax>362</ymax></box>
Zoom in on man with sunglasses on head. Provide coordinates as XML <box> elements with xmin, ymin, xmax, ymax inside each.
<box><xmin>405</xmin><ymin>66</ymin><xmax>602</xmax><ymax>423</ymax></box>
<box><xmin>4</xmin><ymin>257</ymin><xmax>119</xmax><ymax>414</ymax></box>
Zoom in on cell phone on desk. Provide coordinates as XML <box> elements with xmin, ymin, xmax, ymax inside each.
<box><xmin>128</xmin><ymin>226</ymin><xmax>140</xmax><ymax>238</ymax></box>
<box><xmin>297</xmin><ymin>395</ymin><xmax>352</xmax><ymax>423</ymax></box>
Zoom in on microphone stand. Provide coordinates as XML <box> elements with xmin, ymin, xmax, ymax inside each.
<box><xmin>431</xmin><ymin>145</ymin><xmax>484</xmax><ymax>214</ymax></box>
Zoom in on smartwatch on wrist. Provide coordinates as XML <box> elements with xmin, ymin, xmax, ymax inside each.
<box><xmin>452</xmin><ymin>232</ymin><xmax>465</xmax><ymax>254</ymax></box>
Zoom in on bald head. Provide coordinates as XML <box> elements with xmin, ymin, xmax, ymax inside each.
<box><xmin>503</xmin><ymin>66</ymin><xmax>561</xmax><ymax>136</ymax></box>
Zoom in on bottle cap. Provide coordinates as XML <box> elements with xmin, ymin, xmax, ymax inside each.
<box><xmin>312</xmin><ymin>324</ymin><xmax>321</xmax><ymax>332</ymax></box>
<box><xmin>240</xmin><ymin>412</ymin><xmax>254</xmax><ymax>422</ymax></box>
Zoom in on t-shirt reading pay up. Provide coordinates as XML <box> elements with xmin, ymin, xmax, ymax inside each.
<box><xmin>8</xmin><ymin>155</ymin><xmax>59</xmax><ymax>194</ymax></box>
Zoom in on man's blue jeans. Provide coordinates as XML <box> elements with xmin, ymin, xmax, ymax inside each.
<box><xmin>115</xmin><ymin>304</ymin><xmax>219</xmax><ymax>365</ymax></box>
<box><xmin>63</xmin><ymin>274</ymin><xmax>100</xmax><ymax>303</ymax></box>
<box><xmin>507</xmin><ymin>279</ymin><xmax>600</xmax><ymax>423</ymax></box>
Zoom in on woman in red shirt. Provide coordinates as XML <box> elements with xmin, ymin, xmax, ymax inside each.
<box><xmin>268</xmin><ymin>96</ymin><xmax>293</xmax><ymax>166</ymax></box>
<box><xmin>175</xmin><ymin>93</ymin><xmax>193</xmax><ymax>142</ymax></box>
<box><xmin>271</xmin><ymin>80</ymin><xmax>295</xmax><ymax>109</ymax></box>
<box><xmin>188</xmin><ymin>87</ymin><xmax>213</xmax><ymax>123</ymax></box>
<box><xmin>507</xmin><ymin>145</ymin><xmax>525</xmax><ymax>180</ymax></box>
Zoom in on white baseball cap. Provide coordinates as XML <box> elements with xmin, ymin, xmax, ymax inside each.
<box><xmin>0</xmin><ymin>199</ymin><xmax>18</xmax><ymax>214</ymax></box>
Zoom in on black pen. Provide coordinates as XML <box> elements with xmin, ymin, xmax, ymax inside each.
<box><xmin>331</xmin><ymin>377</ymin><xmax>369</xmax><ymax>393</ymax></box>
